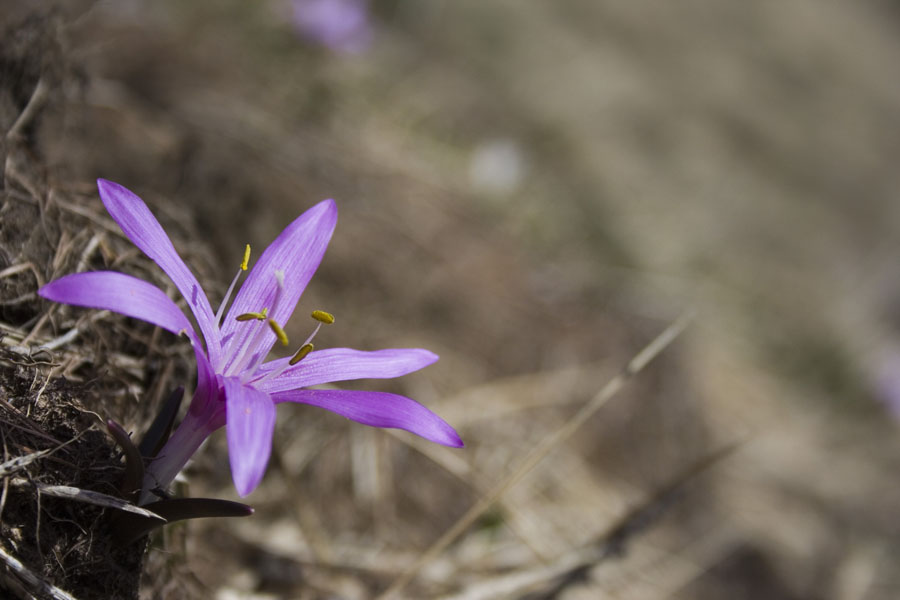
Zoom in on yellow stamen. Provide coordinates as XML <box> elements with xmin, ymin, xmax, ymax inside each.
<box><xmin>268</xmin><ymin>319</ymin><xmax>289</xmax><ymax>346</ymax></box>
<box><xmin>236</xmin><ymin>310</ymin><xmax>268</xmax><ymax>321</ymax></box>
<box><xmin>289</xmin><ymin>343</ymin><xmax>314</xmax><ymax>365</ymax></box>
<box><xmin>241</xmin><ymin>244</ymin><xmax>251</xmax><ymax>271</ymax></box>
<box><xmin>311</xmin><ymin>310</ymin><xmax>335</xmax><ymax>325</ymax></box>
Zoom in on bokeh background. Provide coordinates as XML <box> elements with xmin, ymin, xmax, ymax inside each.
<box><xmin>4</xmin><ymin>0</ymin><xmax>900</xmax><ymax>598</ymax></box>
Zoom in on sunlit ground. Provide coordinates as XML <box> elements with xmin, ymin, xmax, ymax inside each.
<box><xmin>4</xmin><ymin>0</ymin><xmax>900</xmax><ymax>598</ymax></box>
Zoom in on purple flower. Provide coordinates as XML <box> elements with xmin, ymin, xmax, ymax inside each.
<box><xmin>291</xmin><ymin>0</ymin><xmax>373</xmax><ymax>53</ymax></box>
<box><xmin>873</xmin><ymin>349</ymin><xmax>900</xmax><ymax>421</ymax></box>
<box><xmin>40</xmin><ymin>180</ymin><xmax>462</xmax><ymax>499</ymax></box>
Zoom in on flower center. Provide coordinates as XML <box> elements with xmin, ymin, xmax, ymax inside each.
<box><xmin>215</xmin><ymin>244</ymin><xmax>334</xmax><ymax>382</ymax></box>
<box><xmin>227</xmin><ymin>269</ymin><xmax>289</xmax><ymax>376</ymax></box>
<box><xmin>243</xmin><ymin>307</ymin><xmax>335</xmax><ymax>384</ymax></box>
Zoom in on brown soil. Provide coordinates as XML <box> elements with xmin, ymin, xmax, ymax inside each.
<box><xmin>3</xmin><ymin>1</ymin><xmax>900</xmax><ymax>599</ymax></box>
<box><xmin>1</xmin><ymin>10</ymin><xmax>197</xmax><ymax>599</ymax></box>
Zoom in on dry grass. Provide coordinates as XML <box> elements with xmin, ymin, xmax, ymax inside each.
<box><xmin>3</xmin><ymin>0</ymin><xmax>900</xmax><ymax>598</ymax></box>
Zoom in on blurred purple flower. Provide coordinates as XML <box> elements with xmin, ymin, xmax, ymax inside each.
<box><xmin>40</xmin><ymin>180</ymin><xmax>462</xmax><ymax>499</ymax></box>
<box><xmin>291</xmin><ymin>0</ymin><xmax>373</xmax><ymax>53</ymax></box>
<box><xmin>873</xmin><ymin>349</ymin><xmax>900</xmax><ymax>421</ymax></box>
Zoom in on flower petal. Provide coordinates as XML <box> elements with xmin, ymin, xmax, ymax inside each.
<box><xmin>272</xmin><ymin>389</ymin><xmax>463</xmax><ymax>448</ymax></box>
<box><xmin>221</xmin><ymin>199</ymin><xmax>337</xmax><ymax>370</ymax></box>
<box><xmin>224</xmin><ymin>378</ymin><xmax>276</xmax><ymax>496</ymax></box>
<box><xmin>186</xmin><ymin>345</ymin><xmax>221</xmax><ymax>420</ymax></box>
<box><xmin>39</xmin><ymin>272</ymin><xmax>194</xmax><ymax>338</ymax></box>
<box><xmin>97</xmin><ymin>179</ymin><xmax>221</xmax><ymax>364</ymax></box>
<box><xmin>255</xmin><ymin>348</ymin><xmax>439</xmax><ymax>394</ymax></box>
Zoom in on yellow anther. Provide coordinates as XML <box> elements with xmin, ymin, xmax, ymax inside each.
<box><xmin>267</xmin><ymin>319</ymin><xmax>289</xmax><ymax>346</ymax></box>
<box><xmin>289</xmin><ymin>343</ymin><xmax>314</xmax><ymax>365</ymax></box>
<box><xmin>236</xmin><ymin>310</ymin><xmax>268</xmax><ymax>321</ymax></box>
<box><xmin>241</xmin><ymin>244</ymin><xmax>251</xmax><ymax>271</ymax></box>
<box><xmin>311</xmin><ymin>310</ymin><xmax>335</xmax><ymax>325</ymax></box>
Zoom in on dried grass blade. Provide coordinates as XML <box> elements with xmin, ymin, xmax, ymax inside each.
<box><xmin>0</xmin><ymin>448</ymin><xmax>53</xmax><ymax>478</ymax></box>
<box><xmin>377</xmin><ymin>310</ymin><xmax>695</xmax><ymax>599</ymax></box>
<box><xmin>10</xmin><ymin>479</ymin><xmax>165</xmax><ymax>520</ymax></box>
<box><xmin>0</xmin><ymin>543</ymin><xmax>80</xmax><ymax>600</ymax></box>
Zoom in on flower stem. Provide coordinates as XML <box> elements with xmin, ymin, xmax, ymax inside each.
<box><xmin>140</xmin><ymin>391</ymin><xmax>225</xmax><ymax>504</ymax></box>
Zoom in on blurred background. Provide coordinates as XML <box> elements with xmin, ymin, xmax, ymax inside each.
<box><xmin>5</xmin><ymin>0</ymin><xmax>900</xmax><ymax>598</ymax></box>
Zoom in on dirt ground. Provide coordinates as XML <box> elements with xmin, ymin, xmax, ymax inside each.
<box><xmin>2</xmin><ymin>1</ymin><xmax>900</xmax><ymax>598</ymax></box>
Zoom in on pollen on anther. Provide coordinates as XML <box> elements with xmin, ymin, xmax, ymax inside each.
<box><xmin>289</xmin><ymin>343</ymin><xmax>314</xmax><ymax>365</ymax></box>
<box><xmin>236</xmin><ymin>311</ymin><xmax>267</xmax><ymax>321</ymax></box>
<box><xmin>311</xmin><ymin>310</ymin><xmax>335</xmax><ymax>325</ymax></box>
<box><xmin>268</xmin><ymin>319</ymin><xmax>290</xmax><ymax>346</ymax></box>
<box><xmin>241</xmin><ymin>244</ymin><xmax>251</xmax><ymax>271</ymax></box>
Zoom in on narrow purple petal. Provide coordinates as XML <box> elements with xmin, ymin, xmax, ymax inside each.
<box><xmin>39</xmin><ymin>272</ymin><xmax>195</xmax><ymax>338</ymax></box>
<box><xmin>221</xmin><ymin>199</ymin><xmax>336</xmax><ymax>370</ymax></box>
<box><xmin>255</xmin><ymin>348</ymin><xmax>438</xmax><ymax>394</ymax></box>
<box><xmin>186</xmin><ymin>345</ymin><xmax>222</xmax><ymax>421</ymax></box>
<box><xmin>97</xmin><ymin>179</ymin><xmax>221</xmax><ymax>364</ymax></box>
<box><xmin>224</xmin><ymin>378</ymin><xmax>276</xmax><ymax>496</ymax></box>
<box><xmin>272</xmin><ymin>389</ymin><xmax>463</xmax><ymax>448</ymax></box>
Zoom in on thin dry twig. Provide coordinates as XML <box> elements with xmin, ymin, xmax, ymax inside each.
<box><xmin>439</xmin><ymin>440</ymin><xmax>740</xmax><ymax>600</ymax></box>
<box><xmin>49</xmin><ymin>197</ymin><xmax>123</xmax><ymax>237</ymax></box>
<box><xmin>0</xmin><ymin>447</ymin><xmax>56</xmax><ymax>478</ymax></box>
<box><xmin>9</xmin><ymin>479</ymin><xmax>165</xmax><ymax>520</ymax></box>
<box><xmin>377</xmin><ymin>311</ymin><xmax>695</xmax><ymax>599</ymax></box>
<box><xmin>0</xmin><ymin>430</ymin><xmax>84</xmax><ymax>481</ymax></box>
<box><xmin>14</xmin><ymin>310</ymin><xmax>111</xmax><ymax>353</ymax></box>
<box><xmin>0</xmin><ymin>399</ymin><xmax>63</xmax><ymax>445</ymax></box>
<box><xmin>0</xmin><ymin>543</ymin><xmax>81</xmax><ymax>600</ymax></box>
<box><xmin>0</xmin><ymin>430</ymin><xmax>8</xmax><ymax>522</ymax></box>
<box><xmin>75</xmin><ymin>234</ymin><xmax>104</xmax><ymax>274</ymax></box>
<box><xmin>386</xmin><ymin>429</ymin><xmax>553</xmax><ymax>562</ymax></box>
<box><xmin>4</xmin><ymin>155</ymin><xmax>43</xmax><ymax>209</ymax></box>
<box><xmin>5</xmin><ymin>78</ymin><xmax>50</xmax><ymax>142</ymax></box>
<box><xmin>0</xmin><ymin>263</ymin><xmax>35</xmax><ymax>280</ymax></box>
